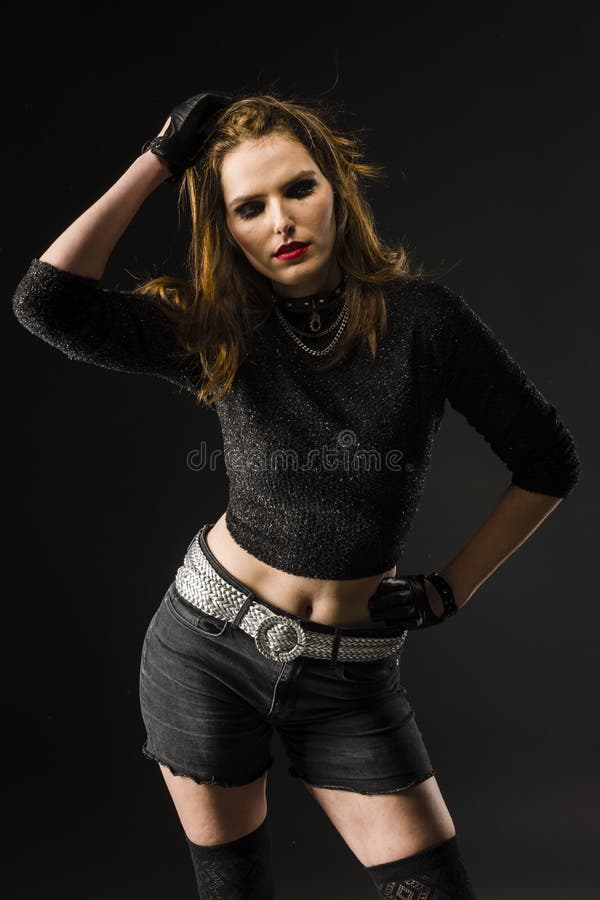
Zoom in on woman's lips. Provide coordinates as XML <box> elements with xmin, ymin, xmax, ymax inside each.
<box><xmin>275</xmin><ymin>243</ymin><xmax>310</xmax><ymax>260</ymax></box>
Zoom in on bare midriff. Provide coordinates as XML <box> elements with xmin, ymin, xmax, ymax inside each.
<box><xmin>204</xmin><ymin>511</ymin><xmax>397</xmax><ymax>628</ymax></box>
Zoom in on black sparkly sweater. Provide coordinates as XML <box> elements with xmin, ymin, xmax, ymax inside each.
<box><xmin>12</xmin><ymin>258</ymin><xmax>580</xmax><ymax>579</ymax></box>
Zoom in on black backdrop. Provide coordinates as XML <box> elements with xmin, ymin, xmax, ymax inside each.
<box><xmin>4</xmin><ymin>2</ymin><xmax>598</xmax><ymax>898</ymax></box>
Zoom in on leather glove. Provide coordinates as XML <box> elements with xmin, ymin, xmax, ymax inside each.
<box><xmin>368</xmin><ymin>572</ymin><xmax>459</xmax><ymax>630</ymax></box>
<box><xmin>141</xmin><ymin>90</ymin><xmax>235</xmax><ymax>184</ymax></box>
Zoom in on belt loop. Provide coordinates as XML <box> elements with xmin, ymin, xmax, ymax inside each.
<box><xmin>231</xmin><ymin>592</ymin><xmax>255</xmax><ymax>630</ymax></box>
<box><xmin>330</xmin><ymin>628</ymin><xmax>342</xmax><ymax>666</ymax></box>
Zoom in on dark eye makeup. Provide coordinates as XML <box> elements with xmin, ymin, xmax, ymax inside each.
<box><xmin>234</xmin><ymin>178</ymin><xmax>317</xmax><ymax>220</ymax></box>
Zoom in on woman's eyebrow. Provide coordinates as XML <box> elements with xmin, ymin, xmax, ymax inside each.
<box><xmin>228</xmin><ymin>169</ymin><xmax>318</xmax><ymax>208</ymax></box>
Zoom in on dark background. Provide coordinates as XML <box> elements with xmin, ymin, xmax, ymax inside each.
<box><xmin>4</xmin><ymin>2</ymin><xmax>598</xmax><ymax>898</ymax></box>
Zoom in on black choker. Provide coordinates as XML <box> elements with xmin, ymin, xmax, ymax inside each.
<box><xmin>271</xmin><ymin>274</ymin><xmax>347</xmax><ymax>312</ymax></box>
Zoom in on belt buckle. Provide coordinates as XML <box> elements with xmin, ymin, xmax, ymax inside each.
<box><xmin>254</xmin><ymin>614</ymin><xmax>307</xmax><ymax>662</ymax></box>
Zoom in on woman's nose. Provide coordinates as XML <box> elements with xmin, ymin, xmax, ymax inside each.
<box><xmin>271</xmin><ymin>201</ymin><xmax>294</xmax><ymax>236</ymax></box>
<box><xmin>275</xmin><ymin>220</ymin><xmax>294</xmax><ymax>241</ymax></box>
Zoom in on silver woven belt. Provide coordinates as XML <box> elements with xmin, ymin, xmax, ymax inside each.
<box><xmin>174</xmin><ymin>530</ymin><xmax>407</xmax><ymax>664</ymax></box>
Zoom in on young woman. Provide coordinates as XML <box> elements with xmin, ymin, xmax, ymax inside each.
<box><xmin>12</xmin><ymin>91</ymin><xmax>580</xmax><ymax>899</ymax></box>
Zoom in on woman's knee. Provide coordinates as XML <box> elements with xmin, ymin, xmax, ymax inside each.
<box><xmin>186</xmin><ymin>815</ymin><xmax>275</xmax><ymax>900</ymax></box>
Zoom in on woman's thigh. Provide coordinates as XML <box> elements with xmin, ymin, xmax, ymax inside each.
<box><xmin>304</xmin><ymin>774</ymin><xmax>456</xmax><ymax>867</ymax></box>
<box><xmin>158</xmin><ymin>763</ymin><xmax>270</xmax><ymax>846</ymax></box>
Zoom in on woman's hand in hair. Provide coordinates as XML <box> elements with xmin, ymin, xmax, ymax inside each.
<box><xmin>140</xmin><ymin>92</ymin><xmax>234</xmax><ymax>185</ymax></box>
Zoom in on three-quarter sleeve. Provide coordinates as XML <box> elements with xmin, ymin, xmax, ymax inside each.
<box><xmin>11</xmin><ymin>258</ymin><xmax>201</xmax><ymax>395</ymax></box>
<box><xmin>432</xmin><ymin>282</ymin><xmax>580</xmax><ymax>498</ymax></box>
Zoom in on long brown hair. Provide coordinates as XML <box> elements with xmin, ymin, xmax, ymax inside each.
<box><xmin>132</xmin><ymin>92</ymin><xmax>429</xmax><ymax>406</ymax></box>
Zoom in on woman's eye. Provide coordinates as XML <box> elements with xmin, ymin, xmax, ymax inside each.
<box><xmin>235</xmin><ymin>179</ymin><xmax>317</xmax><ymax>220</ymax></box>
<box><xmin>290</xmin><ymin>179</ymin><xmax>317</xmax><ymax>197</ymax></box>
<box><xmin>237</xmin><ymin>204</ymin><xmax>260</xmax><ymax>220</ymax></box>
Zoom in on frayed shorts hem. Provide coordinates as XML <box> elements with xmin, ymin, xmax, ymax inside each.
<box><xmin>141</xmin><ymin>742</ymin><xmax>275</xmax><ymax>788</ymax></box>
<box><xmin>288</xmin><ymin>765</ymin><xmax>436</xmax><ymax>795</ymax></box>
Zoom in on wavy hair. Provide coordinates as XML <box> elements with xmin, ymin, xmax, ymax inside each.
<box><xmin>132</xmin><ymin>92</ymin><xmax>429</xmax><ymax>406</ymax></box>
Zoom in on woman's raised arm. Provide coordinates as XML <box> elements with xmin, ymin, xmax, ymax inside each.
<box><xmin>12</xmin><ymin>95</ymin><xmax>234</xmax><ymax>394</ymax></box>
<box><xmin>38</xmin><ymin>88</ymin><xmax>234</xmax><ymax>279</ymax></box>
<box><xmin>39</xmin><ymin>132</ymin><xmax>171</xmax><ymax>281</ymax></box>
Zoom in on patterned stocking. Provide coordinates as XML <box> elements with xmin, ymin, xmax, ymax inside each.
<box><xmin>365</xmin><ymin>835</ymin><xmax>477</xmax><ymax>898</ymax></box>
<box><xmin>185</xmin><ymin>816</ymin><xmax>275</xmax><ymax>899</ymax></box>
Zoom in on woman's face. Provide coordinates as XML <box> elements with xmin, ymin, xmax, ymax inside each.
<box><xmin>220</xmin><ymin>132</ymin><xmax>342</xmax><ymax>298</ymax></box>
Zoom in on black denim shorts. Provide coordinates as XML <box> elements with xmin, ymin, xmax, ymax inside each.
<box><xmin>138</xmin><ymin>524</ymin><xmax>436</xmax><ymax>795</ymax></box>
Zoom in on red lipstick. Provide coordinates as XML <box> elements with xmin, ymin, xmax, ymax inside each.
<box><xmin>275</xmin><ymin>241</ymin><xmax>310</xmax><ymax>260</ymax></box>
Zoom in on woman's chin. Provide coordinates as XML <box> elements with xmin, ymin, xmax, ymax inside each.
<box><xmin>270</xmin><ymin>262</ymin><xmax>335</xmax><ymax>296</ymax></box>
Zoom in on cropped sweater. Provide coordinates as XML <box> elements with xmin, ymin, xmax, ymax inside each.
<box><xmin>11</xmin><ymin>258</ymin><xmax>580</xmax><ymax>579</ymax></box>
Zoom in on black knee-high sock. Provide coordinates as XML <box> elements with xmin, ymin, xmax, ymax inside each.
<box><xmin>185</xmin><ymin>816</ymin><xmax>275</xmax><ymax>900</ymax></box>
<box><xmin>365</xmin><ymin>835</ymin><xmax>477</xmax><ymax>899</ymax></box>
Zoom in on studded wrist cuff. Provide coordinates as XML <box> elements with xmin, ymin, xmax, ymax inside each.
<box><xmin>425</xmin><ymin>572</ymin><xmax>459</xmax><ymax>620</ymax></box>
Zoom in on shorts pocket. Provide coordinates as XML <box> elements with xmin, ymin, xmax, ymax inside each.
<box><xmin>164</xmin><ymin>585</ymin><xmax>230</xmax><ymax>638</ymax></box>
<box><xmin>341</xmin><ymin>656</ymin><xmax>397</xmax><ymax>682</ymax></box>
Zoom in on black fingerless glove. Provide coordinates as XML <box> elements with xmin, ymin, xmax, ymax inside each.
<box><xmin>368</xmin><ymin>572</ymin><xmax>459</xmax><ymax>630</ymax></box>
<box><xmin>141</xmin><ymin>90</ymin><xmax>235</xmax><ymax>184</ymax></box>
